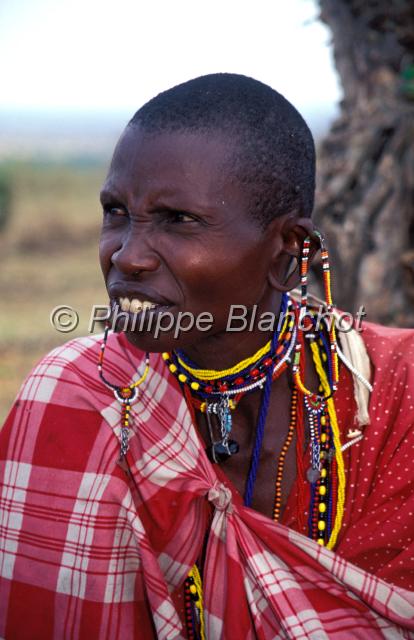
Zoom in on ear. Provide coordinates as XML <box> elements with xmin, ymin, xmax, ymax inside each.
<box><xmin>267</xmin><ymin>216</ymin><xmax>318</xmax><ymax>292</ymax></box>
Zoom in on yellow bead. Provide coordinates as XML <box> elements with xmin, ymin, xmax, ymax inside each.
<box><xmin>321</xmin><ymin>433</ymin><xmax>327</xmax><ymax>443</ymax></box>
<box><xmin>319</xmin><ymin>485</ymin><xmax>326</xmax><ymax>496</ymax></box>
<box><xmin>321</xmin><ymin>417</ymin><xmax>326</xmax><ymax>426</ymax></box>
<box><xmin>200</xmin><ymin>402</ymin><xmax>206</xmax><ymax>412</ymax></box>
<box><xmin>169</xmin><ymin>364</ymin><xmax>177</xmax><ymax>373</ymax></box>
<box><xmin>162</xmin><ymin>352</ymin><xmax>169</xmax><ymax>360</ymax></box>
<box><xmin>317</xmin><ymin>538</ymin><xmax>325</xmax><ymax>546</ymax></box>
<box><xmin>178</xmin><ymin>373</ymin><xmax>187</xmax><ymax>383</ymax></box>
<box><xmin>318</xmin><ymin>520</ymin><xmax>326</xmax><ymax>531</ymax></box>
<box><xmin>321</xmin><ymin>468</ymin><xmax>327</xmax><ymax>478</ymax></box>
<box><xmin>319</xmin><ymin>503</ymin><xmax>327</xmax><ymax>513</ymax></box>
<box><xmin>189</xmin><ymin>585</ymin><xmax>197</xmax><ymax>594</ymax></box>
<box><xmin>190</xmin><ymin>381</ymin><xmax>200</xmax><ymax>391</ymax></box>
<box><xmin>322</xmin><ymin>352</ymin><xmax>327</xmax><ymax>362</ymax></box>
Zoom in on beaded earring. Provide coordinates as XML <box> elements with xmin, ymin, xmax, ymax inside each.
<box><xmin>98</xmin><ymin>323</ymin><xmax>150</xmax><ymax>460</ymax></box>
<box><xmin>289</xmin><ymin>231</ymin><xmax>345</xmax><ymax>549</ymax></box>
<box><xmin>293</xmin><ymin>230</ymin><xmax>339</xmax><ymax>399</ymax></box>
<box><xmin>297</xmin><ymin>231</ymin><xmax>339</xmax><ymax>388</ymax></box>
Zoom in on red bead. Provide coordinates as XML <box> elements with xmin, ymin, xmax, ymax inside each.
<box><xmin>250</xmin><ymin>368</ymin><xmax>259</xmax><ymax>377</ymax></box>
<box><xmin>235</xmin><ymin>377</ymin><xmax>244</xmax><ymax>385</ymax></box>
<box><xmin>263</xmin><ymin>358</ymin><xmax>273</xmax><ymax>367</ymax></box>
<box><xmin>219</xmin><ymin>383</ymin><xmax>228</xmax><ymax>392</ymax></box>
<box><xmin>205</xmin><ymin>385</ymin><xmax>213</xmax><ymax>393</ymax></box>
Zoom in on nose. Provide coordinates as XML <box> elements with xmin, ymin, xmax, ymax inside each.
<box><xmin>111</xmin><ymin>230</ymin><xmax>161</xmax><ymax>276</ymax></box>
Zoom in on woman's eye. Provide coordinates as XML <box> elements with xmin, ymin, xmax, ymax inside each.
<box><xmin>104</xmin><ymin>206</ymin><xmax>127</xmax><ymax>217</ymax></box>
<box><xmin>165</xmin><ymin>210</ymin><xmax>195</xmax><ymax>224</ymax></box>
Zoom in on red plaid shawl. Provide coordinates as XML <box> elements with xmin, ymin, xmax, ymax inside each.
<box><xmin>1</xmin><ymin>324</ymin><xmax>414</xmax><ymax>638</ymax></box>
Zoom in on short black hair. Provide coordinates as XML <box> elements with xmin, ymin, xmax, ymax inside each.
<box><xmin>129</xmin><ymin>73</ymin><xmax>315</xmax><ymax>228</ymax></box>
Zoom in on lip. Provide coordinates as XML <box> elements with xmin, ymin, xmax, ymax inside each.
<box><xmin>108</xmin><ymin>282</ymin><xmax>174</xmax><ymax>307</ymax></box>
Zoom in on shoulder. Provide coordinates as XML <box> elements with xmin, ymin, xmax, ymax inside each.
<box><xmin>0</xmin><ymin>331</ymin><xmax>150</xmax><ymax>473</ymax></box>
<box><xmin>16</xmin><ymin>334</ymin><xmax>104</xmax><ymax>406</ymax></box>
<box><xmin>361</xmin><ymin>321</ymin><xmax>414</xmax><ymax>366</ymax></box>
<box><xmin>0</xmin><ymin>332</ymin><xmax>149</xmax><ymax>456</ymax></box>
<box><xmin>10</xmin><ymin>331</ymin><xmax>150</xmax><ymax>410</ymax></box>
<box><xmin>360</xmin><ymin>321</ymin><xmax>414</xmax><ymax>396</ymax></box>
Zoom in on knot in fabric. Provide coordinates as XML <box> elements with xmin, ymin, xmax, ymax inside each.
<box><xmin>207</xmin><ymin>482</ymin><xmax>233</xmax><ymax>514</ymax></box>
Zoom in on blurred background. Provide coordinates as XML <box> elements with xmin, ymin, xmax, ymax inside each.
<box><xmin>0</xmin><ymin>0</ymin><xmax>413</xmax><ymax>421</ymax></box>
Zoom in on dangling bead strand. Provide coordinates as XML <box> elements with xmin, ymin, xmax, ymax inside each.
<box><xmin>98</xmin><ymin>323</ymin><xmax>150</xmax><ymax>460</ymax></box>
<box><xmin>273</xmin><ymin>386</ymin><xmax>298</xmax><ymax>521</ymax></box>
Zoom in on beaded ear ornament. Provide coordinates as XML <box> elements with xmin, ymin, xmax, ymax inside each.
<box><xmin>98</xmin><ymin>323</ymin><xmax>150</xmax><ymax>460</ymax></box>
<box><xmin>292</xmin><ymin>231</ymin><xmax>340</xmax><ymax>485</ymax></box>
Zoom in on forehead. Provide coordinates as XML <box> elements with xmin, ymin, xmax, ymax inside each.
<box><xmin>103</xmin><ymin>125</ymin><xmax>242</xmax><ymax>204</ymax></box>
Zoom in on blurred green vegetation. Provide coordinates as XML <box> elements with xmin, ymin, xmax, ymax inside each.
<box><xmin>0</xmin><ymin>159</ymin><xmax>109</xmax><ymax>422</ymax></box>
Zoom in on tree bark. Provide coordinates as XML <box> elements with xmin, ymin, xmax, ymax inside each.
<box><xmin>315</xmin><ymin>0</ymin><xmax>414</xmax><ymax>326</ymax></box>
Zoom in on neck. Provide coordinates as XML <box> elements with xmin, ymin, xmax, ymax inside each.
<box><xmin>180</xmin><ymin>293</ymin><xmax>287</xmax><ymax>370</ymax></box>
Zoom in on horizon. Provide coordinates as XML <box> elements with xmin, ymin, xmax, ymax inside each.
<box><xmin>0</xmin><ymin>101</ymin><xmax>339</xmax><ymax>161</ymax></box>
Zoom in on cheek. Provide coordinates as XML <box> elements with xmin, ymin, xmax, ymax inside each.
<box><xmin>175</xmin><ymin>243</ymin><xmax>266</xmax><ymax>309</ymax></box>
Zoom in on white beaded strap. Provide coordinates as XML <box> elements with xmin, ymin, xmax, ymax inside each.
<box><xmin>341</xmin><ymin>434</ymin><xmax>364</xmax><ymax>452</ymax></box>
<box><xmin>291</xmin><ymin>287</ymin><xmax>373</xmax><ymax>428</ymax></box>
<box><xmin>336</xmin><ymin>343</ymin><xmax>373</xmax><ymax>393</ymax></box>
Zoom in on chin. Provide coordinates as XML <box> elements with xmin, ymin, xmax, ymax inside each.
<box><xmin>109</xmin><ymin>304</ymin><xmax>217</xmax><ymax>353</ymax></box>
<box><xmin>122</xmin><ymin>329</ymin><xmax>210</xmax><ymax>354</ymax></box>
<box><xmin>123</xmin><ymin>329</ymin><xmax>175</xmax><ymax>353</ymax></box>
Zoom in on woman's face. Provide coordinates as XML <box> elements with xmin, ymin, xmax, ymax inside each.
<box><xmin>99</xmin><ymin>125</ymin><xmax>283</xmax><ymax>355</ymax></box>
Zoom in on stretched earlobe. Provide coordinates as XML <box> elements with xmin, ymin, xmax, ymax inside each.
<box><xmin>268</xmin><ymin>256</ymin><xmax>301</xmax><ymax>292</ymax></box>
<box><xmin>267</xmin><ymin>217</ymin><xmax>318</xmax><ymax>292</ymax></box>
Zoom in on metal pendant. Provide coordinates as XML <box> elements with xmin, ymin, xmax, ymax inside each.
<box><xmin>206</xmin><ymin>439</ymin><xmax>240</xmax><ymax>463</ymax></box>
<box><xmin>113</xmin><ymin>386</ymin><xmax>139</xmax><ymax>461</ymax></box>
<box><xmin>208</xmin><ymin>397</ymin><xmax>233</xmax><ymax>436</ymax></box>
<box><xmin>205</xmin><ymin>397</ymin><xmax>239</xmax><ymax>463</ymax></box>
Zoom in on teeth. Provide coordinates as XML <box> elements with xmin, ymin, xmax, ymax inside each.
<box><xmin>118</xmin><ymin>297</ymin><xmax>158</xmax><ymax>312</ymax></box>
<box><xmin>120</xmin><ymin>297</ymin><xmax>130</xmax><ymax>312</ymax></box>
<box><xmin>130</xmin><ymin>299</ymin><xmax>143</xmax><ymax>313</ymax></box>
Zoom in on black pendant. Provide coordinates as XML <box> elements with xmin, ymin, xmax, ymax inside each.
<box><xmin>206</xmin><ymin>439</ymin><xmax>240</xmax><ymax>463</ymax></box>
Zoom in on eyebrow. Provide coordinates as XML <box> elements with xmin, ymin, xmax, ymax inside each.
<box><xmin>99</xmin><ymin>188</ymin><xmax>122</xmax><ymax>205</ymax></box>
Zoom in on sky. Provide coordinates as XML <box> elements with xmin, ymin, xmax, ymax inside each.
<box><xmin>0</xmin><ymin>0</ymin><xmax>341</xmax><ymax>116</ymax></box>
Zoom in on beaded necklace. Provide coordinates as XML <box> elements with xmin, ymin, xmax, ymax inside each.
<box><xmin>164</xmin><ymin>294</ymin><xmax>292</xmax><ymax>464</ymax></box>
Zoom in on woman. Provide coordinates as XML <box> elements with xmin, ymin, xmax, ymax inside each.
<box><xmin>1</xmin><ymin>74</ymin><xmax>414</xmax><ymax>639</ymax></box>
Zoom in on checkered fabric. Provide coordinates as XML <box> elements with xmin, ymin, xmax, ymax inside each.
<box><xmin>1</xmin><ymin>325</ymin><xmax>414</xmax><ymax>639</ymax></box>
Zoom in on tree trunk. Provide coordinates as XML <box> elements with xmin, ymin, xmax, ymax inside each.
<box><xmin>315</xmin><ymin>0</ymin><xmax>414</xmax><ymax>326</ymax></box>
